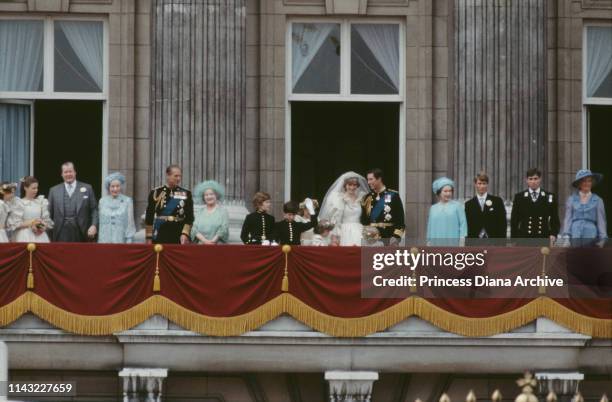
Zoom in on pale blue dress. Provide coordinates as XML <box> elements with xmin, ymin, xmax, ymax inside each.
<box><xmin>561</xmin><ymin>193</ymin><xmax>607</xmax><ymax>245</ymax></box>
<box><xmin>191</xmin><ymin>205</ymin><xmax>229</xmax><ymax>243</ymax></box>
<box><xmin>426</xmin><ymin>200</ymin><xmax>468</xmax><ymax>246</ymax></box>
<box><xmin>98</xmin><ymin>194</ymin><xmax>136</xmax><ymax>243</ymax></box>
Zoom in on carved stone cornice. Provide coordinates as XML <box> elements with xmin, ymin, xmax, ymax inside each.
<box><xmin>582</xmin><ymin>0</ymin><xmax>612</xmax><ymax>9</ymax></box>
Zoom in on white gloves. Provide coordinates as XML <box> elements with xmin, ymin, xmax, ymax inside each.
<box><xmin>304</xmin><ymin>198</ymin><xmax>315</xmax><ymax>216</ymax></box>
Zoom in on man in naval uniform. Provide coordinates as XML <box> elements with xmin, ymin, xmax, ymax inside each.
<box><xmin>510</xmin><ymin>168</ymin><xmax>560</xmax><ymax>246</ymax></box>
<box><xmin>145</xmin><ymin>165</ymin><xmax>194</xmax><ymax>244</ymax></box>
<box><xmin>361</xmin><ymin>168</ymin><xmax>405</xmax><ymax>245</ymax></box>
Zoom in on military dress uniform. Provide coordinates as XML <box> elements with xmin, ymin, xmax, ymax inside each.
<box><xmin>361</xmin><ymin>188</ymin><xmax>405</xmax><ymax>242</ymax></box>
<box><xmin>510</xmin><ymin>188</ymin><xmax>560</xmax><ymax>241</ymax></box>
<box><xmin>145</xmin><ymin>185</ymin><xmax>194</xmax><ymax>244</ymax></box>
<box><xmin>240</xmin><ymin>211</ymin><xmax>275</xmax><ymax>244</ymax></box>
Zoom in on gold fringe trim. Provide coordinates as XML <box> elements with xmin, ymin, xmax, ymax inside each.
<box><xmin>0</xmin><ymin>293</ymin><xmax>610</xmax><ymax>338</ymax></box>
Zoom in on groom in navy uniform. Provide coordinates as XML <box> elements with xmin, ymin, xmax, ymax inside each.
<box><xmin>465</xmin><ymin>172</ymin><xmax>507</xmax><ymax>245</ymax></box>
<box><xmin>361</xmin><ymin>168</ymin><xmax>405</xmax><ymax>245</ymax></box>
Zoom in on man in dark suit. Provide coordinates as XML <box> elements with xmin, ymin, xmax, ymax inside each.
<box><xmin>510</xmin><ymin>168</ymin><xmax>560</xmax><ymax>245</ymax></box>
<box><xmin>48</xmin><ymin>161</ymin><xmax>98</xmax><ymax>242</ymax></box>
<box><xmin>465</xmin><ymin>173</ymin><xmax>507</xmax><ymax>245</ymax></box>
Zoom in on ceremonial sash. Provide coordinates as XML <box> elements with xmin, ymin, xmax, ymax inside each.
<box><xmin>153</xmin><ymin>197</ymin><xmax>181</xmax><ymax>238</ymax></box>
<box><xmin>370</xmin><ymin>194</ymin><xmax>386</xmax><ymax>222</ymax></box>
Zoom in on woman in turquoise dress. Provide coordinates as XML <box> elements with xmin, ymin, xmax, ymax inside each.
<box><xmin>426</xmin><ymin>177</ymin><xmax>467</xmax><ymax>246</ymax></box>
<box><xmin>561</xmin><ymin>169</ymin><xmax>607</xmax><ymax>247</ymax></box>
<box><xmin>98</xmin><ymin>172</ymin><xmax>136</xmax><ymax>243</ymax></box>
<box><xmin>191</xmin><ymin>180</ymin><xmax>229</xmax><ymax>244</ymax></box>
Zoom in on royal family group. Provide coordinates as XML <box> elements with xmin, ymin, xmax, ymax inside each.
<box><xmin>0</xmin><ymin>163</ymin><xmax>607</xmax><ymax>247</ymax></box>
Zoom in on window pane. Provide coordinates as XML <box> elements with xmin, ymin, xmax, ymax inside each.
<box><xmin>54</xmin><ymin>21</ymin><xmax>103</xmax><ymax>93</ymax></box>
<box><xmin>351</xmin><ymin>24</ymin><xmax>399</xmax><ymax>95</ymax></box>
<box><xmin>292</xmin><ymin>23</ymin><xmax>340</xmax><ymax>94</ymax></box>
<box><xmin>0</xmin><ymin>103</ymin><xmax>30</xmax><ymax>182</ymax></box>
<box><xmin>0</xmin><ymin>20</ymin><xmax>43</xmax><ymax>92</ymax></box>
<box><xmin>586</xmin><ymin>26</ymin><xmax>612</xmax><ymax>98</ymax></box>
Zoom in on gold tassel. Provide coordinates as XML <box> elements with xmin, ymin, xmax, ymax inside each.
<box><xmin>26</xmin><ymin>243</ymin><xmax>36</xmax><ymax>289</ymax></box>
<box><xmin>281</xmin><ymin>245</ymin><xmax>291</xmax><ymax>292</ymax></box>
<box><xmin>153</xmin><ymin>273</ymin><xmax>161</xmax><ymax>292</ymax></box>
<box><xmin>153</xmin><ymin>244</ymin><xmax>163</xmax><ymax>292</ymax></box>
<box><xmin>539</xmin><ymin>247</ymin><xmax>550</xmax><ymax>295</ymax></box>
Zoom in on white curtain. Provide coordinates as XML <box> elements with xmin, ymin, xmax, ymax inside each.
<box><xmin>57</xmin><ymin>21</ymin><xmax>104</xmax><ymax>91</ymax></box>
<box><xmin>0</xmin><ymin>103</ymin><xmax>30</xmax><ymax>182</ymax></box>
<box><xmin>0</xmin><ymin>20</ymin><xmax>43</xmax><ymax>92</ymax></box>
<box><xmin>353</xmin><ymin>24</ymin><xmax>400</xmax><ymax>91</ymax></box>
<box><xmin>586</xmin><ymin>26</ymin><xmax>612</xmax><ymax>98</ymax></box>
<box><xmin>292</xmin><ymin>23</ymin><xmax>335</xmax><ymax>90</ymax></box>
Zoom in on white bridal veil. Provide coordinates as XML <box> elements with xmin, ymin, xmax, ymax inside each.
<box><xmin>319</xmin><ymin>171</ymin><xmax>370</xmax><ymax>222</ymax></box>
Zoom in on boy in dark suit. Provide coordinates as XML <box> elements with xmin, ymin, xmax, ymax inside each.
<box><xmin>465</xmin><ymin>173</ymin><xmax>507</xmax><ymax>245</ymax></box>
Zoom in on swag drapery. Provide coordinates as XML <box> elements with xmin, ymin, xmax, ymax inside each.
<box><xmin>0</xmin><ymin>243</ymin><xmax>610</xmax><ymax>338</ymax></box>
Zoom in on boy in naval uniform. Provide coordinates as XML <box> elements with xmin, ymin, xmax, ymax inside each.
<box><xmin>510</xmin><ymin>168</ymin><xmax>560</xmax><ymax>246</ymax></box>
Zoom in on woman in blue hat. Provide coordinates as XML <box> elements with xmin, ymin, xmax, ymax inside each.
<box><xmin>98</xmin><ymin>172</ymin><xmax>136</xmax><ymax>243</ymax></box>
<box><xmin>191</xmin><ymin>180</ymin><xmax>229</xmax><ymax>244</ymax></box>
<box><xmin>561</xmin><ymin>169</ymin><xmax>607</xmax><ymax>246</ymax></box>
<box><xmin>426</xmin><ymin>177</ymin><xmax>467</xmax><ymax>246</ymax></box>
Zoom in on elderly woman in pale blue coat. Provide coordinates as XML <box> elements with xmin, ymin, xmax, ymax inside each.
<box><xmin>561</xmin><ymin>169</ymin><xmax>608</xmax><ymax>246</ymax></box>
<box><xmin>191</xmin><ymin>180</ymin><xmax>229</xmax><ymax>244</ymax></box>
<box><xmin>426</xmin><ymin>177</ymin><xmax>468</xmax><ymax>246</ymax></box>
<box><xmin>98</xmin><ymin>172</ymin><xmax>136</xmax><ymax>243</ymax></box>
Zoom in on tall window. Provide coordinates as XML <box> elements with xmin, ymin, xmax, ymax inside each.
<box><xmin>0</xmin><ymin>17</ymin><xmax>106</xmax><ymax>181</ymax></box>
<box><xmin>288</xmin><ymin>20</ymin><xmax>403</xmax><ymax>101</ymax></box>
<box><xmin>585</xmin><ymin>25</ymin><xmax>612</xmax><ymax>101</ymax></box>
<box><xmin>584</xmin><ymin>24</ymin><xmax>612</xmax><ymax>236</ymax></box>
<box><xmin>0</xmin><ymin>17</ymin><xmax>105</xmax><ymax>97</ymax></box>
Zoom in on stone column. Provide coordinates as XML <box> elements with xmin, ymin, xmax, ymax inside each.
<box><xmin>536</xmin><ymin>372</ymin><xmax>584</xmax><ymax>402</ymax></box>
<box><xmin>0</xmin><ymin>341</ymin><xmax>7</xmax><ymax>402</ymax></box>
<box><xmin>119</xmin><ymin>368</ymin><xmax>168</xmax><ymax>402</ymax></box>
<box><xmin>452</xmin><ymin>0</ymin><xmax>548</xmax><ymax>200</ymax></box>
<box><xmin>151</xmin><ymin>0</ymin><xmax>249</xmax><ymax>241</ymax></box>
<box><xmin>325</xmin><ymin>371</ymin><xmax>379</xmax><ymax>402</ymax></box>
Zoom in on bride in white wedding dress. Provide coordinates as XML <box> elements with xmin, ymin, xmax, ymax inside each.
<box><xmin>319</xmin><ymin>171</ymin><xmax>369</xmax><ymax>246</ymax></box>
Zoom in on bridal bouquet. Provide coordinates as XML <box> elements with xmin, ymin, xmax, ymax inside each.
<box><xmin>362</xmin><ymin>226</ymin><xmax>381</xmax><ymax>241</ymax></box>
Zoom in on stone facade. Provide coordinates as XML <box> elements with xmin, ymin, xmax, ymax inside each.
<box><xmin>0</xmin><ymin>0</ymin><xmax>609</xmax><ymax>237</ymax></box>
<box><xmin>1</xmin><ymin>0</ymin><xmax>611</xmax><ymax>396</ymax></box>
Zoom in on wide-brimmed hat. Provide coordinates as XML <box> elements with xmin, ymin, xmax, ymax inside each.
<box><xmin>572</xmin><ymin>169</ymin><xmax>603</xmax><ymax>188</ymax></box>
